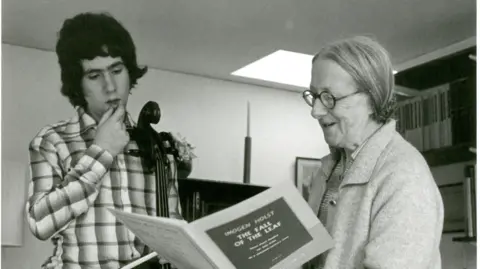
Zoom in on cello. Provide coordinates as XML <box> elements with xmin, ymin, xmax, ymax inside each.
<box><xmin>128</xmin><ymin>101</ymin><xmax>182</xmax><ymax>269</ymax></box>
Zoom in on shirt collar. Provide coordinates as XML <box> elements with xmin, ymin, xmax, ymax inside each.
<box><xmin>350</xmin><ymin>138</ymin><xmax>368</xmax><ymax>160</ymax></box>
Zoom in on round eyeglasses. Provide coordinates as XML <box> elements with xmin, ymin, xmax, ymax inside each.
<box><xmin>302</xmin><ymin>90</ymin><xmax>360</xmax><ymax>109</ymax></box>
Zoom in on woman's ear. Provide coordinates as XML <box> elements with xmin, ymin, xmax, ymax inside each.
<box><xmin>362</xmin><ymin>93</ymin><xmax>376</xmax><ymax>114</ymax></box>
<box><xmin>363</xmin><ymin>93</ymin><xmax>380</xmax><ymax>122</ymax></box>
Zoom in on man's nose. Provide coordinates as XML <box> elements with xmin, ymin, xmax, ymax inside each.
<box><xmin>311</xmin><ymin>99</ymin><xmax>328</xmax><ymax>119</ymax></box>
<box><xmin>103</xmin><ymin>72</ymin><xmax>117</xmax><ymax>93</ymax></box>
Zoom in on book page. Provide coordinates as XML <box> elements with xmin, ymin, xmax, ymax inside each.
<box><xmin>107</xmin><ymin>208</ymin><xmax>217</xmax><ymax>269</ymax></box>
<box><xmin>109</xmin><ymin>180</ymin><xmax>333</xmax><ymax>269</ymax></box>
<box><xmin>186</xmin><ymin>180</ymin><xmax>333</xmax><ymax>269</ymax></box>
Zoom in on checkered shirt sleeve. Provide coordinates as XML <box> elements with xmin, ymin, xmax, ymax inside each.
<box><xmin>26</xmin><ymin>131</ymin><xmax>113</xmax><ymax>240</ymax></box>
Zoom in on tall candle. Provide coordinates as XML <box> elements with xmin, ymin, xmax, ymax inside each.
<box><xmin>244</xmin><ymin>101</ymin><xmax>252</xmax><ymax>184</ymax></box>
<box><xmin>247</xmin><ymin>101</ymin><xmax>250</xmax><ymax>137</ymax></box>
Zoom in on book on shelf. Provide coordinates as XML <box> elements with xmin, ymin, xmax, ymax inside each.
<box><xmin>395</xmin><ymin>76</ymin><xmax>475</xmax><ymax>154</ymax></box>
<box><xmin>182</xmin><ymin>191</ymin><xmax>203</xmax><ymax>221</ymax></box>
<box><xmin>108</xmin><ymin>180</ymin><xmax>334</xmax><ymax>269</ymax></box>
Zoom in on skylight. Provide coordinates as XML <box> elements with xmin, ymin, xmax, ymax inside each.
<box><xmin>232</xmin><ymin>50</ymin><xmax>313</xmax><ymax>88</ymax></box>
<box><xmin>232</xmin><ymin>49</ymin><xmax>398</xmax><ymax>88</ymax></box>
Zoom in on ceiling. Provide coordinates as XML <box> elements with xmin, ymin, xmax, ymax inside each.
<box><xmin>2</xmin><ymin>0</ymin><xmax>477</xmax><ymax>92</ymax></box>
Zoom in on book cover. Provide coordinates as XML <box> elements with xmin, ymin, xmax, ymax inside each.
<box><xmin>109</xmin><ymin>180</ymin><xmax>334</xmax><ymax>269</ymax></box>
<box><xmin>205</xmin><ymin>197</ymin><xmax>312</xmax><ymax>268</ymax></box>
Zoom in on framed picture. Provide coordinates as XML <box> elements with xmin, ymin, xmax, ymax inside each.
<box><xmin>439</xmin><ymin>182</ymin><xmax>465</xmax><ymax>233</ymax></box>
<box><xmin>295</xmin><ymin>157</ymin><xmax>322</xmax><ymax>201</ymax></box>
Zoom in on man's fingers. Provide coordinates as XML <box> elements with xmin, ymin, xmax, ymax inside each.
<box><xmin>113</xmin><ymin>105</ymin><xmax>126</xmax><ymax>122</ymax></box>
<box><xmin>98</xmin><ymin>106</ymin><xmax>114</xmax><ymax>126</ymax></box>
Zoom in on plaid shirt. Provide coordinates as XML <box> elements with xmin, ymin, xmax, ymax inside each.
<box><xmin>25</xmin><ymin>107</ymin><xmax>182</xmax><ymax>269</ymax></box>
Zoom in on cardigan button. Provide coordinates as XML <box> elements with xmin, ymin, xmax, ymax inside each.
<box><xmin>329</xmin><ymin>200</ymin><xmax>337</xmax><ymax>206</ymax></box>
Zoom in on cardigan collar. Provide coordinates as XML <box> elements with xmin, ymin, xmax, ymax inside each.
<box><xmin>340</xmin><ymin>119</ymin><xmax>397</xmax><ymax>186</ymax></box>
<box><xmin>320</xmin><ymin>119</ymin><xmax>397</xmax><ymax>187</ymax></box>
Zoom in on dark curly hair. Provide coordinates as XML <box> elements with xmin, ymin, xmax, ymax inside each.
<box><xmin>55</xmin><ymin>12</ymin><xmax>148</xmax><ymax>108</ymax></box>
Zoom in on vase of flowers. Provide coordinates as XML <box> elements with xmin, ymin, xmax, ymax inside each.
<box><xmin>177</xmin><ymin>160</ymin><xmax>193</xmax><ymax>179</ymax></box>
<box><xmin>171</xmin><ymin>132</ymin><xmax>197</xmax><ymax>179</ymax></box>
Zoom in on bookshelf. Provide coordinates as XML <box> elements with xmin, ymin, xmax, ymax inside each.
<box><xmin>177</xmin><ymin>178</ymin><xmax>269</xmax><ymax>222</ymax></box>
<box><xmin>421</xmin><ymin>143</ymin><xmax>475</xmax><ymax>167</ymax></box>
<box><xmin>394</xmin><ymin>46</ymin><xmax>476</xmax><ymax>167</ymax></box>
<box><xmin>452</xmin><ymin>236</ymin><xmax>476</xmax><ymax>246</ymax></box>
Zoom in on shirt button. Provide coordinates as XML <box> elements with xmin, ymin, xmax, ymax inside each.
<box><xmin>329</xmin><ymin>200</ymin><xmax>337</xmax><ymax>206</ymax></box>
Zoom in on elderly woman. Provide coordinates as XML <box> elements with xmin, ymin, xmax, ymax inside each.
<box><xmin>303</xmin><ymin>36</ymin><xmax>444</xmax><ymax>269</ymax></box>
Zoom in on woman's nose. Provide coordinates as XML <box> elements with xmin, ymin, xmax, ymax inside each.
<box><xmin>311</xmin><ymin>99</ymin><xmax>328</xmax><ymax>119</ymax></box>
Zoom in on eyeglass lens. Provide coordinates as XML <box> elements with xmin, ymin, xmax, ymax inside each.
<box><xmin>320</xmin><ymin>92</ymin><xmax>335</xmax><ymax>108</ymax></box>
<box><xmin>303</xmin><ymin>91</ymin><xmax>335</xmax><ymax>109</ymax></box>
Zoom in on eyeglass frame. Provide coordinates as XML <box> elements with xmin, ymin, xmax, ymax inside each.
<box><xmin>302</xmin><ymin>89</ymin><xmax>361</xmax><ymax>109</ymax></box>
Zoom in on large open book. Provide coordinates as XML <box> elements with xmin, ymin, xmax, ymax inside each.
<box><xmin>108</xmin><ymin>180</ymin><xmax>333</xmax><ymax>269</ymax></box>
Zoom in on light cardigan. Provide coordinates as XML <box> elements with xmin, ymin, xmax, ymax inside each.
<box><xmin>306</xmin><ymin>120</ymin><xmax>444</xmax><ymax>269</ymax></box>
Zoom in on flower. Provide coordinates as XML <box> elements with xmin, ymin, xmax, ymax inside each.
<box><xmin>171</xmin><ymin>132</ymin><xmax>197</xmax><ymax>162</ymax></box>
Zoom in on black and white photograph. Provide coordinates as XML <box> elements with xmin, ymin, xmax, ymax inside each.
<box><xmin>1</xmin><ymin>0</ymin><xmax>477</xmax><ymax>269</ymax></box>
<box><xmin>295</xmin><ymin>157</ymin><xmax>322</xmax><ymax>201</ymax></box>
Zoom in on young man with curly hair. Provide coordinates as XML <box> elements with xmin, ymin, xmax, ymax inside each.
<box><xmin>25</xmin><ymin>12</ymin><xmax>181</xmax><ymax>269</ymax></box>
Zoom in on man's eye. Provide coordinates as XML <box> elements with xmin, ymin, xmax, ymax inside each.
<box><xmin>87</xmin><ymin>73</ymin><xmax>100</xmax><ymax>80</ymax></box>
<box><xmin>112</xmin><ymin>66</ymin><xmax>124</xmax><ymax>74</ymax></box>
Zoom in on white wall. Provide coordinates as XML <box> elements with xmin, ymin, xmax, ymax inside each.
<box><xmin>1</xmin><ymin>44</ymin><xmax>330</xmax><ymax>268</ymax></box>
